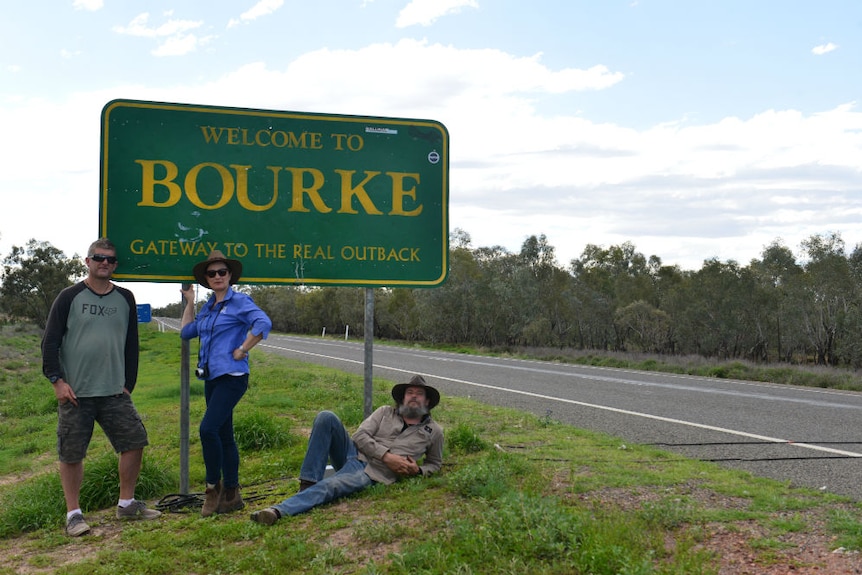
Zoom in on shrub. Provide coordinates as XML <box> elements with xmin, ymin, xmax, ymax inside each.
<box><xmin>234</xmin><ymin>411</ymin><xmax>298</xmax><ymax>451</ymax></box>
<box><xmin>446</xmin><ymin>422</ymin><xmax>489</xmax><ymax>454</ymax></box>
<box><xmin>0</xmin><ymin>450</ymin><xmax>174</xmax><ymax>536</ymax></box>
<box><xmin>447</xmin><ymin>451</ymin><xmax>531</xmax><ymax>499</ymax></box>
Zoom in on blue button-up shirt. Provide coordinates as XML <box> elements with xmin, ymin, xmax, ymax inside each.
<box><xmin>180</xmin><ymin>288</ymin><xmax>272</xmax><ymax>380</ymax></box>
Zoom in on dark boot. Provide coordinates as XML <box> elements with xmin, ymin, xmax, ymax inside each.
<box><xmin>217</xmin><ymin>485</ymin><xmax>245</xmax><ymax>513</ymax></box>
<box><xmin>201</xmin><ymin>481</ymin><xmax>221</xmax><ymax>517</ymax></box>
<box><xmin>299</xmin><ymin>479</ymin><xmax>317</xmax><ymax>492</ymax></box>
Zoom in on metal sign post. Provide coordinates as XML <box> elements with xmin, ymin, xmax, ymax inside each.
<box><xmin>364</xmin><ymin>288</ymin><xmax>374</xmax><ymax>418</ymax></box>
<box><xmin>179</xmin><ymin>285</ymin><xmax>191</xmax><ymax>494</ymax></box>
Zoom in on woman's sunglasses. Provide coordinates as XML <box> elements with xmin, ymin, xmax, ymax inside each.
<box><xmin>206</xmin><ymin>268</ymin><xmax>230</xmax><ymax>278</ymax></box>
<box><xmin>90</xmin><ymin>254</ymin><xmax>118</xmax><ymax>264</ymax></box>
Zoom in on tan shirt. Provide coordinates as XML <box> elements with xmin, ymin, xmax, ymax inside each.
<box><xmin>352</xmin><ymin>405</ymin><xmax>444</xmax><ymax>484</ymax></box>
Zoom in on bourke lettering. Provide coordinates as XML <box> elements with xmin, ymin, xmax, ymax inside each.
<box><xmin>134</xmin><ymin>160</ymin><xmax>422</xmax><ymax>216</ymax></box>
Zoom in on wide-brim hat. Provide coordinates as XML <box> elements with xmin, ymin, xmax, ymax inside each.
<box><xmin>391</xmin><ymin>375</ymin><xmax>440</xmax><ymax>410</ymax></box>
<box><xmin>192</xmin><ymin>249</ymin><xmax>243</xmax><ymax>288</ymax></box>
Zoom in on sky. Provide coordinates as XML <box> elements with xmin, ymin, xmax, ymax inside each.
<box><xmin>1</xmin><ymin>0</ymin><xmax>861</xmax><ymax>308</ymax></box>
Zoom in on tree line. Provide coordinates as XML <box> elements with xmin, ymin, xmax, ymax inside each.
<box><xmin>4</xmin><ymin>230</ymin><xmax>862</xmax><ymax>368</ymax></box>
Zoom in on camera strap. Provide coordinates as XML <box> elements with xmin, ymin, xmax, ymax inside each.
<box><xmin>198</xmin><ymin>300</ymin><xmax>227</xmax><ymax>371</ymax></box>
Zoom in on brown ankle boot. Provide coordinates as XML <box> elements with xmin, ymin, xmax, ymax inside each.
<box><xmin>217</xmin><ymin>485</ymin><xmax>245</xmax><ymax>513</ymax></box>
<box><xmin>299</xmin><ymin>479</ymin><xmax>317</xmax><ymax>492</ymax></box>
<box><xmin>201</xmin><ymin>481</ymin><xmax>221</xmax><ymax>517</ymax></box>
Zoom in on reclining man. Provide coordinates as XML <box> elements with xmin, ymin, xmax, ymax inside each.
<box><xmin>251</xmin><ymin>375</ymin><xmax>444</xmax><ymax>524</ymax></box>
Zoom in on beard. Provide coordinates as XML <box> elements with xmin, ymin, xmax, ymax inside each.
<box><xmin>399</xmin><ymin>403</ymin><xmax>429</xmax><ymax>419</ymax></box>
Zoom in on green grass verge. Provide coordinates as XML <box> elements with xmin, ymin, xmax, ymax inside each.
<box><xmin>0</xmin><ymin>324</ymin><xmax>861</xmax><ymax>574</ymax></box>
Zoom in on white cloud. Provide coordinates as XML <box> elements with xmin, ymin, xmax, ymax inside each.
<box><xmin>113</xmin><ymin>12</ymin><xmax>203</xmax><ymax>39</ymax></box>
<box><xmin>273</xmin><ymin>39</ymin><xmax>622</xmax><ymax>111</ymax></box>
<box><xmin>397</xmin><ymin>0</ymin><xmax>479</xmax><ymax>27</ymax></box>
<box><xmin>228</xmin><ymin>0</ymin><xmax>284</xmax><ymax>28</ymax></box>
<box><xmin>112</xmin><ymin>12</ymin><xmax>209</xmax><ymax>56</ymax></box>
<box><xmin>812</xmin><ymin>42</ymin><xmax>838</xmax><ymax>55</ymax></box>
<box><xmin>72</xmin><ymin>0</ymin><xmax>103</xmax><ymax>11</ymax></box>
<box><xmin>152</xmin><ymin>34</ymin><xmax>215</xmax><ymax>57</ymax></box>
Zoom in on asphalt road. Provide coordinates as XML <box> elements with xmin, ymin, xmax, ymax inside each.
<box><xmin>157</xmin><ymin>319</ymin><xmax>862</xmax><ymax>501</ymax></box>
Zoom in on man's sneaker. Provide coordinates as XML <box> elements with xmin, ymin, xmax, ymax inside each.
<box><xmin>65</xmin><ymin>513</ymin><xmax>90</xmax><ymax>537</ymax></box>
<box><xmin>250</xmin><ymin>508</ymin><xmax>280</xmax><ymax>526</ymax></box>
<box><xmin>116</xmin><ymin>500</ymin><xmax>162</xmax><ymax>521</ymax></box>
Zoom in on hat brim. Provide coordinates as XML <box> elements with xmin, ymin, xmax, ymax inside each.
<box><xmin>392</xmin><ymin>382</ymin><xmax>440</xmax><ymax>410</ymax></box>
<box><xmin>192</xmin><ymin>258</ymin><xmax>243</xmax><ymax>288</ymax></box>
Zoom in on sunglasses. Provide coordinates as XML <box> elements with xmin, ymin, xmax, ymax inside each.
<box><xmin>206</xmin><ymin>268</ymin><xmax>230</xmax><ymax>278</ymax></box>
<box><xmin>90</xmin><ymin>254</ymin><xmax>118</xmax><ymax>264</ymax></box>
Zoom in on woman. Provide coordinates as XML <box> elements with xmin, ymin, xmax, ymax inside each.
<box><xmin>180</xmin><ymin>249</ymin><xmax>272</xmax><ymax>517</ymax></box>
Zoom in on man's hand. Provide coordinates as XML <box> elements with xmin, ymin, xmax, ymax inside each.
<box><xmin>382</xmin><ymin>452</ymin><xmax>420</xmax><ymax>476</ymax></box>
<box><xmin>52</xmin><ymin>379</ymin><xmax>78</xmax><ymax>407</ymax></box>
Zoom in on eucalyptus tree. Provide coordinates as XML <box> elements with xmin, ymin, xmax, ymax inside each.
<box><xmin>295</xmin><ymin>287</ymin><xmax>344</xmax><ymax>336</ymax></box>
<box><xmin>332</xmin><ymin>287</ymin><xmax>367</xmax><ymax>336</ymax></box>
<box><xmin>799</xmin><ymin>232</ymin><xmax>855</xmax><ymax>365</ymax></box>
<box><xmin>614</xmin><ymin>300</ymin><xmax>672</xmax><ymax>353</ymax></box>
<box><xmin>667</xmin><ymin>258</ymin><xmax>761</xmax><ymax>359</ymax></box>
<box><xmin>413</xmin><ymin>241</ymin><xmax>483</xmax><ymax>343</ymax></box>
<box><xmin>518</xmin><ymin>234</ymin><xmax>575</xmax><ymax>347</ymax></box>
<box><xmin>748</xmin><ymin>241</ymin><xmax>804</xmax><ymax>362</ymax></box>
<box><xmin>377</xmin><ymin>287</ymin><xmax>422</xmax><ymax>341</ymax></box>
<box><xmin>570</xmin><ymin>241</ymin><xmax>659</xmax><ymax>350</ymax></box>
<box><xmin>0</xmin><ymin>239</ymin><xmax>85</xmax><ymax>328</ymax></box>
<box><xmin>570</xmin><ymin>245</ymin><xmax>619</xmax><ymax>350</ymax></box>
<box><xmin>529</xmin><ymin>264</ymin><xmax>580</xmax><ymax>348</ymax></box>
<box><xmin>249</xmin><ymin>285</ymin><xmax>303</xmax><ymax>333</ymax></box>
<box><xmin>475</xmin><ymin>245</ymin><xmax>528</xmax><ymax>346</ymax></box>
<box><xmin>649</xmin><ymin>262</ymin><xmax>686</xmax><ymax>353</ymax></box>
<box><xmin>838</xmin><ymin>243</ymin><xmax>862</xmax><ymax>367</ymax></box>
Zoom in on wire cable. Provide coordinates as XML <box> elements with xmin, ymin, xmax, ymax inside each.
<box><xmin>155</xmin><ymin>476</ymin><xmax>295</xmax><ymax>513</ymax></box>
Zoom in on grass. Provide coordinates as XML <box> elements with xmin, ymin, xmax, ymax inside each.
<box><xmin>0</xmin><ymin>324</ymin><xmax>861</xmax><ymax>573</ymax></box>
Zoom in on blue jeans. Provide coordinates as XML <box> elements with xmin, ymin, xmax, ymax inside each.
<box><xmin>201</xmin><ymin>374</ymin><xmax>248</xmax><ymax>487</ymax></box>
<box><xmin>271</xmin><ymin>411</ymin><xmax>375</xmax><ymax>517</ymax></box>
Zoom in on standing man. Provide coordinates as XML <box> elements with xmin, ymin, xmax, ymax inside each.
<box><xmin>250</xmin><ymin>375</ymin><xmax>444</xmax><ymax>524</ymax></box>
<box><xmin>42</xmin><ymin>238</ymin><xmax>160</xmax><ymax>537</ymax></box>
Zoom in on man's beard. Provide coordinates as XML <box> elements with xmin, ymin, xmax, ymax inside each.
<box><xmin>399</xmin><ymin>403</ymin><xmax>429</xmax><ymax>419</ymax></box>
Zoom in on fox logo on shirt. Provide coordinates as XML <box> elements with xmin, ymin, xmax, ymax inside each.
<box><xmin>81</xmin><ymin>304</ymin><xmax>118</xmax><ymax>317</ymax></box>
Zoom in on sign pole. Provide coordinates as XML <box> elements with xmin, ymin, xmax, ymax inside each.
<box><xmin>363</xmin><ymin>288</ymin><xmax>374</xmax><ymax>418</ymax></box>
<box><xmin>179</xmin><ymin>284</ymin><xmax>191</xmax><ymax>494</ymax></box>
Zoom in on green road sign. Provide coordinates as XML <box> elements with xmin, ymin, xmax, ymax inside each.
<box><xmin>100</xmin><ymin>99</ymin><xmax>449</xmax><ymax>287</ymax></box>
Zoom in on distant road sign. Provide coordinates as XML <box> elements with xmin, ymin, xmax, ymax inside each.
<box><xmin>100</xmin><ymin>99</ymin><xmax>449</xmax><ymax>288</ymax></box>
<box><xmin>136</xmin><ymin>304</ymin><xmax>151</xmax><ymax>323</ymax></box>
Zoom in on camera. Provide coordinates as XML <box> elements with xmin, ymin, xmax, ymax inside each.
<box><xmin>195</xmin><ymin>365</ymin><xmax>209</xmax><ymax>379</ymax></box>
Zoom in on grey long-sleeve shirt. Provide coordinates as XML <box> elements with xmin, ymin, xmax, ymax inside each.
<box><xmin>352</xmin><ymin>405</ymin><xmax>444</xmax><ymax>484</ymax></box>
<box><xmin>42</xmin><ymin>282</ymin><xmax>138</xmax><ymax>397</ymax></box>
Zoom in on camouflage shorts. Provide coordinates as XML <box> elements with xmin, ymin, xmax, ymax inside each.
<box><xmin>57</xmin><ymin>393</ymin><xmax>149</xmax><ymax>463</ymax></box>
